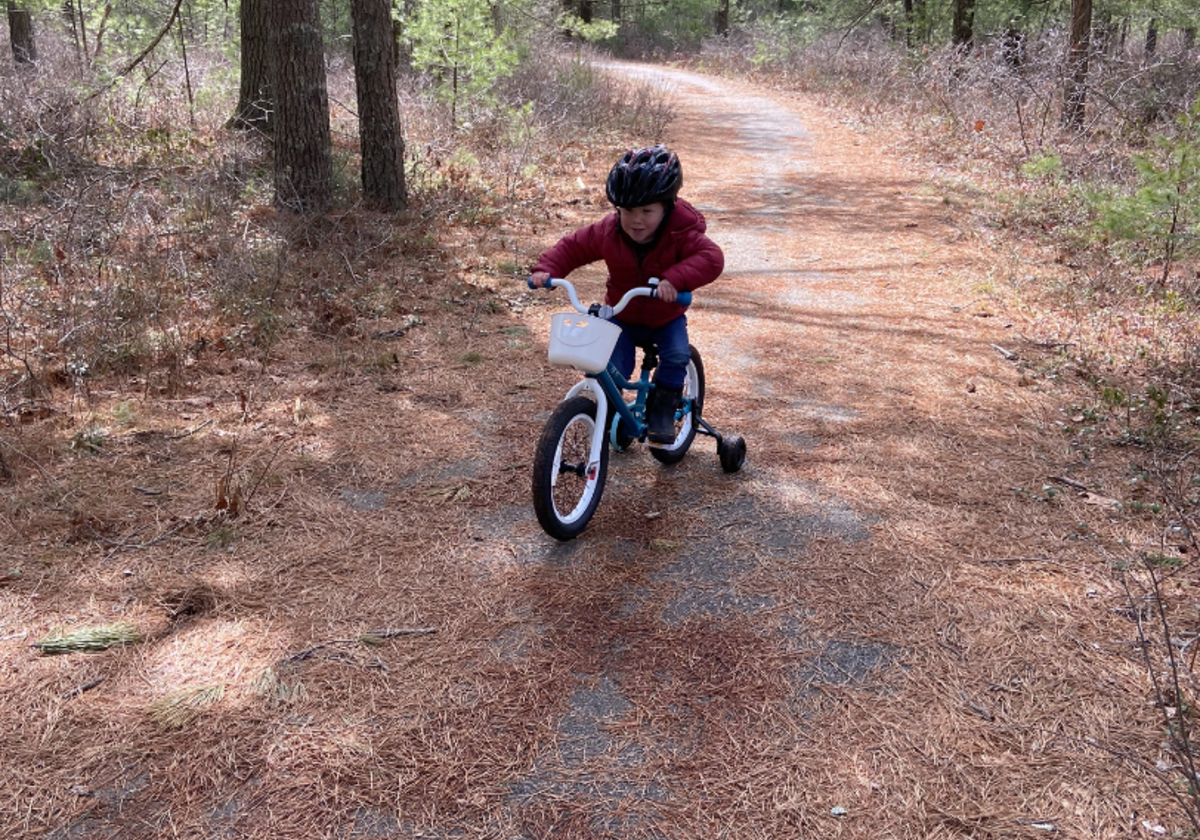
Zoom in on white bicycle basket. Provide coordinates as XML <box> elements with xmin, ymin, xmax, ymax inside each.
<box><xmin>547</xmin><ymin>313</ymin><xmax>622</xmax><ymax>373</ymax></box>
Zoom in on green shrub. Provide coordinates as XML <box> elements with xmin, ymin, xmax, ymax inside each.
<box><xmin>1094</xmin><ymin>94</ymin><xmax>1200</xmax><ymax>287</ymax></box>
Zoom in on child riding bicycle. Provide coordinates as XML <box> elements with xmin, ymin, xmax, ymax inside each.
<box><xmin>529</xmin><ymin>145</ymin><xmax>724</xmax><ymax>443</ymax></box>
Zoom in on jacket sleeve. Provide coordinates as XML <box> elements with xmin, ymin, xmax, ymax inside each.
<box><xmin>531</xmin><ymin>219</ymin><xmax>608</xmax><ymax>279</ymax></box>
<box><xmin>660</xmin><ymin>230</ymin><xmax>724</xmax><ymax>293</ymax></box>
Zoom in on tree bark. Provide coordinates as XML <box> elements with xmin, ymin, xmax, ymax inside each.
<box><xmin>716</xmin><ymin>0</ymin><xmax>729</xmax><ymax>37</ymax></box>
<box><xmin>61</xmin><ymin>0</ymin><xmax>81</xmax><ymax>60</ymax></box>
<box><xmin>903</xmin><ymin>0</ymin><xmax>928</xmax><ymax>47</ymax></box>
<box><xmin>951</xmin><ymin>0</ymin><xmax>975</xmax><ymax>49</ymax></box>
<box><xmin>271</xmin><ymin>0</ymin><xmax>333</xmax><ymax>213</ymax></box>
<box><xmin>352</xmin><ymin>0</ymin><xmax>406</xmax><ymax>210</ymax></box>
<box><xmin>7</xmin><ymin>2</ymin><xmax>37</xmax><ymax>64</ymax></box>
<box><xmin>229</xmin><ymin>0</ymin><xmax>272</xmax><ymax>132</ymax></box>
<box><xmin>1145</xmin><ymin>18</ymin><xmax>1158</xmax><ymax>58</ymax></box>
<box><xmin>1062</xmin><ymin>0</ymin><xmax>1092</xmax><ymax>131</ymax></box>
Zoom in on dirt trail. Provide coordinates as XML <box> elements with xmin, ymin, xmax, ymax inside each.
<box><xmin>589</xmin><ymin>66</ymin><xmax>1167</xmax><ymax>839</ymax></box>
<box><xmin>3</xmin><ymin>65</ymin><xmax>1176</xmax><ymax>839</ymax></box>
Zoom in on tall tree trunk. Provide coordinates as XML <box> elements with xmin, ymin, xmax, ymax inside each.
<box><xmin>1184</xmin><ymin>27</ymin><xmax>1196</xmax><ymax>53</ymax></box>
<box><xmin>228</xmin><ymin>0</ymin><xmax>272</xmax><ymax>132</ymax></box>
<box><xmin>1062</xmin><ymin>0</ymin><xmax>1092</xmax><ymax>131</ymax></box>
<box><xmin>951</xmin><ymin>0</ymin><xmax>975</xmax><ymax>49</ymax></box>
<box><xmin>352</xmin><ymin>0</ymin><xmax>406</xmax><ymax>210</ymax></box>
<box><xmin>7</xmin><ymin>2</ymin><xmax>37</xmax><ymax>64</ymax></box>
<box><xmin>1145</xmin><ymin>18</ymin><xmax>1158</xmax><ymax>58</ymax></box>
<box><xmin>560</xmin><ymin>0</ymin><xmax>572</xmax><ymax>38</ymax></box>
<box><xmin>904</xmin><ymin>0</ymin><xmax>928</xmax><ymax>47</ymax></box>
<box><xmin>579</xmin><ymin>0</ymin><xmax>592</xmax><ymax>25</ymax></box>
<box><xmin>271</xmin><ymin>0</ymin><xmax>332</xmax><ymax>213</ymax></box>
<box><xmin>61</xmin><ymin>0</ymin><xmax>81</xmax><ymax>60</ymax></box>
<box><xmin>716</xmin><ymin>0</ymin><xmax>729</xmax><ymax>37</ymax></box>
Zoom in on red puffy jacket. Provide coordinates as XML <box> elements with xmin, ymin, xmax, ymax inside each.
<box><xmin>532</xmin><ymin>199</ymin><xmax>724</xmax><ymax>329</ymax></box>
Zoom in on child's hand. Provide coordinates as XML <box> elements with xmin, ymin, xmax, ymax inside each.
<box><xmin>530</xmin><ymin>271</ymin><xmax>551</xmax><ymax>288</ymax></box>
<box><xmin>655</xmin><ymin>280</ymin><xmax>678</xmax><ymax>303</ymax></box>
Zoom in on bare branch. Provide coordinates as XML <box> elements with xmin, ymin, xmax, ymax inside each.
<box><xmin>85</xmin><ymin>0</ymin><xmax>186</xmax><ymax>102</ymax></box>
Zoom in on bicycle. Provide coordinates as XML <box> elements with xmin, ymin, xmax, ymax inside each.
<box><xmin>529</xmin><ymin>277</ymin><xmax>747</xmax><ymax>541</ymax></box>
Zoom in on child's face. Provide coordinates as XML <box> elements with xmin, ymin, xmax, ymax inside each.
<box><xmin>618</xmin><ymin>203</ymin><xmax>666</xmax><ymax>244</ymax></box>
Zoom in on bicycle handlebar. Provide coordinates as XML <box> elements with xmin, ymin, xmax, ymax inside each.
<box><xmin>527</xmin><ymin>277</ymin><xmax>692</xmax><ymax>314</ymax></box>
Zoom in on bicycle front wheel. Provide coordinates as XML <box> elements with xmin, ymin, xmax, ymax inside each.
<box><xmin>532</xmin><ymin>396</ymin><xmax>609</xmax><ymax>540</ymax></box>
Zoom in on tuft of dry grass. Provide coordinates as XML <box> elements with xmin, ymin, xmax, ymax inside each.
<box><xmin>146</xmin><ymin>684</ymin><xmax>226</xmax><ymax>731</ymax></box>
<box><xmin>32</xmin><ymin>622</ymin><xmax>143</xmax><ymax>655</ymax></box>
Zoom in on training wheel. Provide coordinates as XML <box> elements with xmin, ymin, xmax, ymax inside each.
<box><xmin>718</xmin><ymin>434</ymin><xmax>746</xmax><ymax>473</ymax></box>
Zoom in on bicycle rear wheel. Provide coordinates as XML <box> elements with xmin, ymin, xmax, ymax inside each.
<box><xmin>650</xmin><ymin>345</ymin><xmax>705</xmax><ymax>466</ymax></box>
<box><xmin>532</xmin><ymin>396</ymin><xmax>609</xmax><ymax>540</ymax></box>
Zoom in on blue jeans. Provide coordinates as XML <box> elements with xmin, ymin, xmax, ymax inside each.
<box><xmin>608</xmin><ymin>315</ymin><xmax>690</xmax><ymax>389</ymax></box>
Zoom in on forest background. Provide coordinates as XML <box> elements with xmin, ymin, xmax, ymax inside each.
<box><xmin>3</xmin><ymin>0</ymin><xmax>1200</xmax><ymax>835</ymax></box>
<box><xmin>1</xmin><ymin>0</ymin><xmax>1196</xmax><ymax>476</ymax></box>
<box><xmin>3</xmin><ymin>0</ymin><xmax>1197</xmax><ymax>440</ymax></box>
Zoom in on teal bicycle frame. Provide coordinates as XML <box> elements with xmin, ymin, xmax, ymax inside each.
<box><xmin>593</xmin><ymin>357</ymin><xmax>695</xmax><ymax>451</ymax></box>
<box><xmin>532</xmin><ymin>277</ymin><xmax>695</xmax><ymax>455</ymax></box>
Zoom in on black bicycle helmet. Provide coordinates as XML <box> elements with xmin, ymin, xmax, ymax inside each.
<box><xmin>605</xmin><ymin>145</ymin><xmax>683</xmax><ymax>208</ymax></box>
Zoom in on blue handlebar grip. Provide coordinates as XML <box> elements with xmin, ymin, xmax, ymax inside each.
<box><xmin>527</xmin><ymin>276</ymin><xmax>537</xmax><ymax>290</ymax></box>
<box><xmin>650</xmin><ymin>283</ymin><xmax>692</xmax><ymax>307</ymax></box>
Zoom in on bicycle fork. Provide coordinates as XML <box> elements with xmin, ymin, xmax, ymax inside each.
<box><xmin>560</xmin><ymin>377</ymin><xmax>610</xmax><ymax>477</ymax></box>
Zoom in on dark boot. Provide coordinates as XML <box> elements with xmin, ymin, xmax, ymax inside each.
<box><xmin>647</xmin><ymin>385</ymin><xmax>683</xmax><ymax>443</ymax></box>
